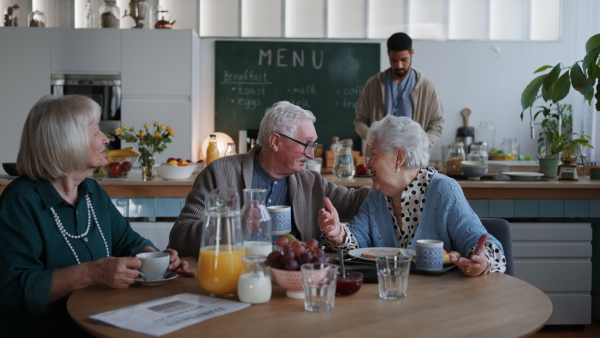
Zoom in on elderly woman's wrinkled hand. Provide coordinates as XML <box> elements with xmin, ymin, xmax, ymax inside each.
<box><xmin>89</xmin><ymin>257</ymin><xmax>142</xmax><ymax>289</ymax></box>
<box><xmin>450</xmin><ymin>234</ymin><xmax>490</xmax><ymax>277</ymax></box>
<box><xmin>163</xmin><ymin>249</ymin><xmax>197</xmax><ymax>278</ymax></box>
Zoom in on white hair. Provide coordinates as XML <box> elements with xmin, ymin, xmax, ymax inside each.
<box><xmin>256</xmin><ymin>101</ymin><xmax>316</xmax><ymax>146</ymax></box>
<box><xmin>366</xmin><ymin>115</ymin><xmax>429</xmax><ymax>168</ymax></box>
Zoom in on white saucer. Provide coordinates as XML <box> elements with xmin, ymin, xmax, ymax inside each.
<box><xmin>136</xmin><ymin>271</ymin><xmax>178</xmax><ymax>286</ymax></box>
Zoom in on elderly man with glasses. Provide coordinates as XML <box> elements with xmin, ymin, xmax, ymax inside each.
<box><xmin>169</xmin><ymin>101</ymin><xmax>371</xmax><ymax>257</ymax></box>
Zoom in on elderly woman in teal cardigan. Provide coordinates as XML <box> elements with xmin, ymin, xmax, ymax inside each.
<box><xmin>318</xmin><ymin>115</ymin><xmax>506</xmax><ymax>276</ymax></box>
<box><xmin>0</xmin><ymin>95</ymin><xmax>196</xmax><ymax>336</ymax></box>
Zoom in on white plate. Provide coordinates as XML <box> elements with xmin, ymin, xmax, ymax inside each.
<box><xmin>136</xmin><ymin>271</ymin><xmax>178</xmax><ymax>286</ymax></box>
<box><xmin>501</xmin><ymin>172</ymin><xmax>544</xmax><ymax>181</ymax></box>
<box><xmin>348</xmin><ymin>247</ymin><xmax>415</xmax><ymax>262</ymax></box>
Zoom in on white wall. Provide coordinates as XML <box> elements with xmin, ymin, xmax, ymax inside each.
<box><xmin>196</xmin><ymin>1</ymin><xmax>597</xmax><ymax>163</ymax></box>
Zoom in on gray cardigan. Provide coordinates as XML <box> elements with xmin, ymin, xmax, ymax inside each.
<box><xmin>168</xmin><ymin>146</ymin><xmax>371</xmax><ymax>257</ymax></box>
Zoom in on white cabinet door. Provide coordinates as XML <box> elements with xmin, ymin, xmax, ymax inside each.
<box><xmin>121</xmin><ymin>29</ymin><xmax>192</xmax><ymax>96</ymax></box>
<box><xmin>50</xmin><ymin>28</ymin><xmax>121</xmax><ymax>74</ymax></box>
<box><xmin>121</xmin><ymin>98</ymin><xmax>193</xmax><ymax>164</ymax></box>
<box><xmin>0</xmin><ymin>28</ymin><xmax>51</xmax><ymax>164</ymax></box>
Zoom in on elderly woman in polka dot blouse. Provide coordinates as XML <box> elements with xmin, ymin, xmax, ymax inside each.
<box><xmin>0</xmin><ymin>95</ymin><xmax>196</xmax><ymax>336</ymax></box>
<box><xmin>318</xmin><ymin>115</ymin><xmax>506</xmax><ymax>276</ymax></box>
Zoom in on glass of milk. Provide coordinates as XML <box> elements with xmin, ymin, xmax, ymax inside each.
<box><xmin>238</xmin><ymin>255</ymin><xmax>272</xmax><ymax>304</ymax></box>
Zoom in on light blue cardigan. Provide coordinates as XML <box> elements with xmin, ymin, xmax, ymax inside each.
<box><xmin>347</xmin><ymin>172</ymin><xmax>504</xmax><ymax>257</ymax></box>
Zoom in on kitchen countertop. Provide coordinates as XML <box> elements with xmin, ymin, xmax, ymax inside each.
<box><xmin>1</xmin><ymin>172</ymin><xmax>599</xmax><ymax>199</ymax></box>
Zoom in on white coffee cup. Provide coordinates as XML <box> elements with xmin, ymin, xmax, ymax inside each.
<box><xmin>137</xmin><ymin>252</ymin><xmax>170</xmax><ymax>280</ymax></box>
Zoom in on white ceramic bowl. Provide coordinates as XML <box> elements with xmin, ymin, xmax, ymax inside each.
<box><xmin>460</xmin><ymin>161</ymin><xmax>487</xmax><ymax>180</ymax></box>
<box><xmin>154</xmin><ymin>164</ymin><xmax>198</xmax><ymax>180</ymax></box>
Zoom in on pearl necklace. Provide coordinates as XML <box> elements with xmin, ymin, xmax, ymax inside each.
<box><xmin>50</xmin><ymin>195</ymin><xmax>110</xmax><ymax>264</ymax></box>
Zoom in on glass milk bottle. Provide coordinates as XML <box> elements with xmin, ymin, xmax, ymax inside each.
<box><xmin>238</xmin><ymin>255</ymin><xmax>271</xmax><ymax>304</ymax></box>
<box><xmin>224</xmin><ymin>142</ymin><xmax>237</xmax><ymax>156</ymax></box>
<box><xmin>333</xmin><ymin>139</ymin><xmax>355</xmax><ymax>178</ymax></box>
<box><xmin>206</xmin><ymin>134</ymin><xmax>220</xmax><ymax>164</ymax></box>
<box><xmin>240</xmin><ymin>189</ymin><xmax>272</xmax><ymax>256</ymax></box>
<box><xmin>198</xmin><ymin>188</ymin><xmax>245</xmax><ymax>297</ymax></box>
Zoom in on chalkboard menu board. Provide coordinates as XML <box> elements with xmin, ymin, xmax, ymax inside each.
<box><xmin>215</xmin><ymin>40</ymin><xmax>380</xmax><ymax>151</ymax></box>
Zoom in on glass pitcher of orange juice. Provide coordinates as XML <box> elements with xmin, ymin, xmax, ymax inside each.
<box><xmin>198</xmin><ymin>188</ymin><xmax>245</xmax><ymax>296</ymax></box>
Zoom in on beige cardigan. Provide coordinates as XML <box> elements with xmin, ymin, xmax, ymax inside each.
<box><xmin>168</xmin><ymin>146</ymin><xmax>371</xmax><ymax>257</ymax></box>
<box><xmin>354</xmin><ymin>69</ymin><xmax>444</xmax><ymax>147</ymax></box>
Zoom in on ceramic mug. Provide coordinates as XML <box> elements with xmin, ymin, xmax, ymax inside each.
<box><xmin>268</xmin><ymin>205</ymin><xmax>292</xmax><ymax>235</ymax></box>
<box><xmin>414</xmin><ymin>239</ymin><xmax>444</xmax><ymax>271</ymax></box>
<box><xmin>136</xmin><ymin>252</ymin><xmax>170</xmax><ymax>280</ymax></box>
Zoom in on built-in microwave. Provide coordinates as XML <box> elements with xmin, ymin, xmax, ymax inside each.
<box><xmin>51</xmin><ymin>74</ymin><xmax>122</xmax><ymax>149</ymax></box>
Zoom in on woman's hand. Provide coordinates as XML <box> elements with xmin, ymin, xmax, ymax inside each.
<box><xmin>450</xmin><ymin>234</ymin><xmax>490</xmax><ymax>277</ymax></box>
<box><xmin>163</xmin><ymin>249</ymin><xmax>197</xmax><ymax>278</ymax></box>
<box><xmin>89</xmin><ymin>256</ymin><xmax>142</xmax><ymax>289</ymax></box>
<box><xmin>318</xmin><ymin>197</ymin><xmax>344</xmax><ymax>243</ymax></box>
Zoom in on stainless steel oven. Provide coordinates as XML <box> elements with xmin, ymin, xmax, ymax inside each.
<box><xmin>51</xmin><ymin>74</ymin><xmax>122</xmax><ymax>149</ymax></box>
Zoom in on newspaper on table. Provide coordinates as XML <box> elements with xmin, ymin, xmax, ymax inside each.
<box><xmin>89</xmin><ymin>293</ymin><xmax>251</xmax><ymax>336</ymax></box>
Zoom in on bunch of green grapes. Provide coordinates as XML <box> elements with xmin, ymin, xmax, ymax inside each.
<box><xmin>266</xmin><ymin>235</ymin><xmax>327</xmax><ymax>271</ymax></box>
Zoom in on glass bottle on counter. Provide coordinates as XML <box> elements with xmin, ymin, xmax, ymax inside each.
<box><xmin>446</xmin><ymin>142</ymin><xmax>465</xmax><ymax>175</ymax></box>
<box><xmin>467</xmin><ymin>144</ymin><xmax>488</xmax><ymax>163</ymax></box>
<box><xmin>206</xmin><ymin>134</ymin><xmax>220</xmax><ymax>165</ymax></box>
<box><xmin>99</xmin><ymin>0</ymin><xmax>120</xmax><ymax>28</ymax></box>
<box><xmin>84</xmin><ymin>0</ymin><xmax>95</xmax><ymax>28</ymax></box>
<box><xmin>501</xmin><ymin>138</ymin><xmax>519</xmax><ymax>161</ymax></box>
<box><xmin>224</xmin><ymin>143</ymin><xmax>237</xmax><ymax>156</ymax></box>
<box><xmin>476</xmin><ymin>122</ymin><xmax>496</xmax><ymax>151</ymax></box>
<box><xmin>28</xmin><ymin>10</ymin><xmax>45</xmax><ymax>27</ymax></box>
<box><xmin>333</xmin><ymin>139</ymin><xmax>355</xmax><ymax>178</ymax></box>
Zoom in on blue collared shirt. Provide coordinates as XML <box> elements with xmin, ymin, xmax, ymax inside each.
<box><xmin>385</xmin><ymin>68</ymin><xmax>416</xmax><ymax>118</ymax></box>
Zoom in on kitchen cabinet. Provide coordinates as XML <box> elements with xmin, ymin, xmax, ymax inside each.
<box><xmin>120</xmin><ymin>29</ymin><xmax>200</xmax><ymax>163</ymax></box>
<box><xmin>121</xmin><ymin>30</ymin><xmax>193</xmax><ymax>96</ymax></box>
<box><xmin>511</xmin><ymin>222</ymin><xmax>592</xmax><ymax>325</ymax></box>
<box><xmin>0</xmin><ymin>28</ymin><xmax>51</xmax><ymax>163</ymax></box>
<box><xmin>50</xmin><ymin>28</ymin><xmax>121</xmax><ymax>74</ymax></box>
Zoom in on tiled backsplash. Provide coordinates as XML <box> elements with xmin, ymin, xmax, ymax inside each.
<box><xmin>111</xmin><ymin>197</ymin><xmax>600</xmax><ymax>219</ymax></box>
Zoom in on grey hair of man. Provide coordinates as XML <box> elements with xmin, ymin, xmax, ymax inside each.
<box><xmin>366</xmin><ymin>115</ymin><xmax>430</xmax><ymax>169</ymax></box>
<box><xmin>17</xmin><ymin>95</ymin><xmax>102</xmax><ymax>180</ymax></box>
<box><xmin>256</xmin><ymin>101</ymin><xmax>316</xmax><ymax>147</ymax></box>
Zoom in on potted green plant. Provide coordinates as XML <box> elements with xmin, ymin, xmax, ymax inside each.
<box><xmin>520</xmin><ymin>33</ymin><xmax>600</xmax><ymax>177</ymax></box>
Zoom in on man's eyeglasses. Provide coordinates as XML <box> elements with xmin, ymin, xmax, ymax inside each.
<box><xmin>277</xmin><ymin>133</ymin><xmax>318</xmax><ymax>154</ymax></box>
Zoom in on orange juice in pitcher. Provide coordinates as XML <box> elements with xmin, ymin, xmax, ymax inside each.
<box><xmin>198</xmin><ymin>188</ymin><xmax>244</xmax><ymax>297</ymax></box>
<box><xmin>198</xmin><ymin>245</ymin><xmax>245</xmax><ymax>295</ymax></box>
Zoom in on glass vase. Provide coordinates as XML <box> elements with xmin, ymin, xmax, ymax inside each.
<box><xmin>140</xmin><ymin>152</ymin><xmax>156</xmax><ymax>181</ymax></box>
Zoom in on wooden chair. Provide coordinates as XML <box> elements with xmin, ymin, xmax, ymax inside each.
<box><xmin>480</xmin><ymin>218</ymin><xmax>514</xmax><ymax>276</ymax></box>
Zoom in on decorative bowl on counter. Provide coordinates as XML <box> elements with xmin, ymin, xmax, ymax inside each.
<box><xmin>2</xmin><ymin>163</ymin><xmax>18</xmax><ymax>176</ymax></box>
<box><xmin>155</xmin><ymin>164</ymin><xmax>198</xmax><ymax>180</ymax></box>
<box><xmin>461</xmin><ymin>161</ymin><xmax>488</xmax><ymax>180</ymax></box>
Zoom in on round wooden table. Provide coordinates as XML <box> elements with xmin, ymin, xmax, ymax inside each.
<box><xmin>68</xmin><ymin>259</ymin><xmax>551</xmax><ymax>337</ymax></box>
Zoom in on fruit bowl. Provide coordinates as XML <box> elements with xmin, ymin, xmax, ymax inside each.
<box><xmin>95</xmin><ymin>157</ymin><xmax>137</xmax><ymax>178</ymax></box>
<box><xmin>155</xmin><ymin>164</ymin><xmax>198</xmax><ymax>180</ymax></box>
<box><xmin>270</xmin><ymin>267</ymin><xmax>304</xmax><ymax>299</ymax></box>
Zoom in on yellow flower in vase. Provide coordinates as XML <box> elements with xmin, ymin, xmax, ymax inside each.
<box><xmin>115</xmin><ymin>122</ymin><xmax>175</xmax><ymax>180</ymax></box>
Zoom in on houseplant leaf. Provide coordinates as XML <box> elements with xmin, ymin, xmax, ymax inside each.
<box><xmin>570</xmin><ymin>62</ymin><xmax>586</xmax><ymax>92</ymax></box>
<box><xmin>521</xmin><ymin>74</ymin><xmax>545</xmax><ymax>110</ymax></box>
<box><xmin>585</xmin><ymin>33</ymin><xmax>600</xmax><ymax>54</ymax></box>
<box><xmin>551</xmin><ymin>72</ymin><xmax>571</xmax><ymax>102</ymax></box>
<box><xmin>541</xmin><ymin>64</ymin><xmax>561</xmax><ymax>101</ymax></box>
